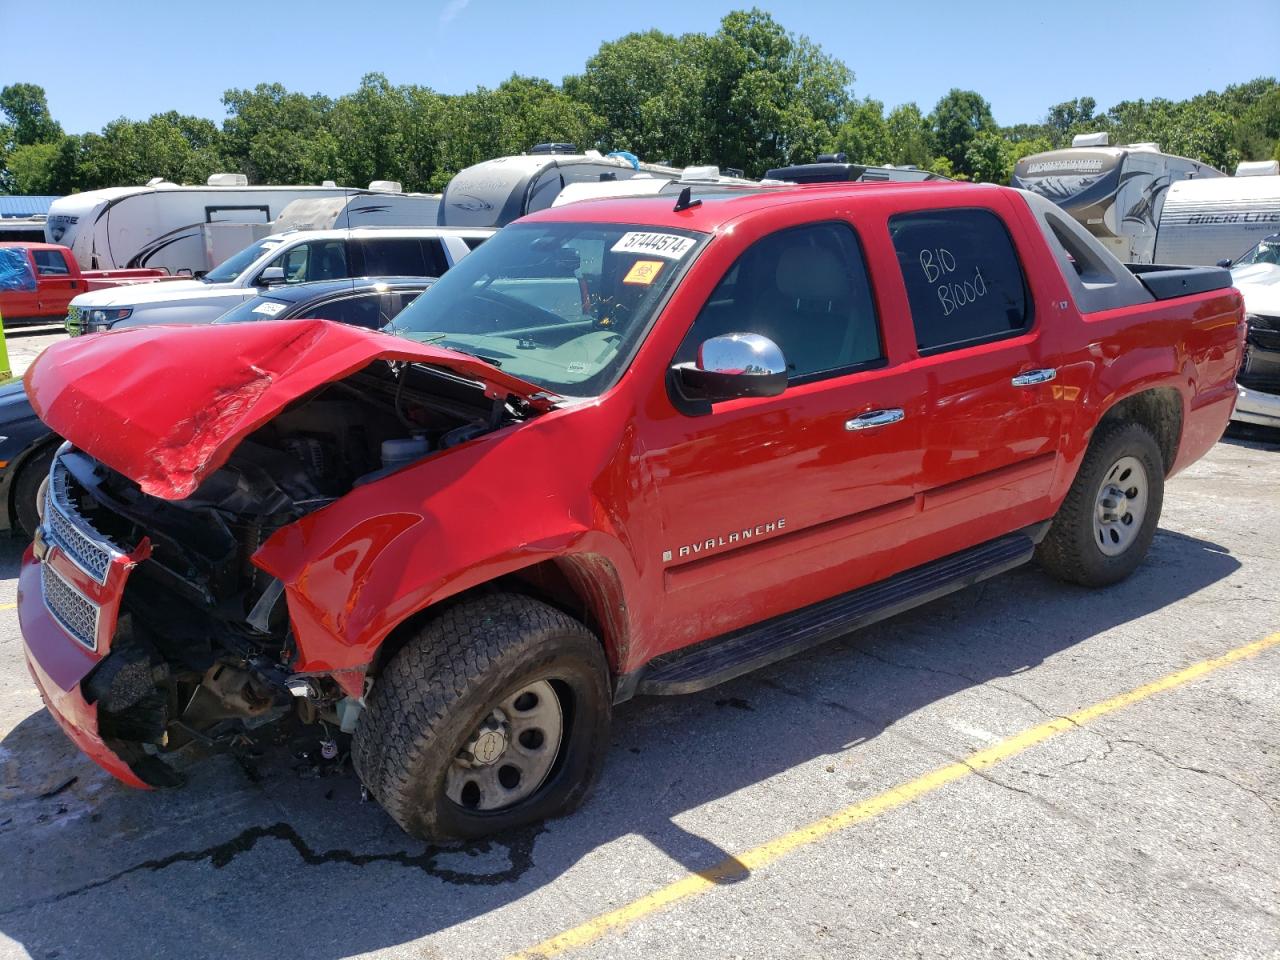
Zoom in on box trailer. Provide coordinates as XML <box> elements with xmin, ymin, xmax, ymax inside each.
<box><xmin>45</xmin><ymin>175</ymin><xmax>438</xmax><ymax>276</ymax></box>
<box><xmin>1153</xmin><ymin>170</ymin><xmax>1280</xmax><ymax>266</ymax></box>
<box><xmin>1011</xmin><ymin>133</ymin><xmax>1225</xmax><ymax>263</ymax></box>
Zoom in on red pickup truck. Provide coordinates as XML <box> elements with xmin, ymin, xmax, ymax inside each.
<box><xmin>0</xmin><ymin>242</ymin><xmax>168</xmax><ymax>326</ymax></box>
<box><xmin>19</xmin><ymin>182</ymin><xmax>1243</xmax><ymax>840</ymax></box>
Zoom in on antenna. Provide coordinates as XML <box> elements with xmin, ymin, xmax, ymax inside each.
<box><xmin>673</xmin><ymin>186</ymin><xmax>702</xmax><ymax>212</ymax></box>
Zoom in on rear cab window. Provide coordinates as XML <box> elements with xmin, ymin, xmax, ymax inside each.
<box><xmin>32</xmin><ymin>249</ymin><xmax>72</xmax><ymax>276</ymax></box>
<box><xmin>888</xmin><ymin>208</ymin><xmax>1032</xmax><ymax>354</ymax></box>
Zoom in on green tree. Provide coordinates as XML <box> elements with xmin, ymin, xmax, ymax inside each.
<box><xmin>565</xmin><ymin>29</ymin><xmax>707</xmax><ymax>164</ymax></box>
<box><xmin>699</xmin><ymin>8</ymin><xmax>854</xmax><ymax>174</ymax></box>
<box><xmin>221</xmin><ymin>82</ymin><xmax>337</xmax><ymax>184</ymax></box>
<box><xmin>4</xmin><ymin>141</ymin><xmax>61</xmax><ymax>193</ymax></box>
<box><xmin>1045</xmin><ymin>96</ymin><xmax>1097</xmax><ymax>143</ymax></box>
<box><xmin>0</xmin><ymin>83</ymin><xmax>62</xmax><ymax>146</ymax></box>
<box><xmin>833</xmin><ymin>98</ymin><xmax>889</xmax><ymax>164</ymax></box>
<box><xmin>884</xmin><ymin>103</ymin><xmax>933</xmax><ymax>168</ymax></box>
<box><xmin>929</xmin><ymin>88</ymin><xmax>995</xmax><ymax>178</ymax></box>
<box><xmin>72</xmin><ymin>113</ymin><xmax>226</xmax><ymax>188</ymax></box>
<box><xmin>964</xmin><ymin>130</ymin><xmax>1010</xmax><ymax>184</ymax></box>
<box><xmin>1235</xmin><ymin>85</ymin><xmax>1280</xmax><ymax>161</ymax></box>
<box><xmin>329</xmin><ymin>73</ymin><xmax>413</xmax><ymax>188</ymax></box>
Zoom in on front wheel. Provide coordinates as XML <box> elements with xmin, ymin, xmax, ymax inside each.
<box><xmin>12</xmin><ymin>443</ymin><xmax>56</xmax><ymax>542</ymax></box>
<box><xmin>1036</xmin><ymin>420</ymin><xmax>1165</xmax><ymax>587</ymax></box>
<box><xmin>353</xmin><ymin>593</ymin><xmax>612</xmax><ymax>841</ymax></box>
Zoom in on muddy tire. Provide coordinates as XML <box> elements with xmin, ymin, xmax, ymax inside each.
<box><xmin>1036</xmin><ymin>420</ymin><xmax>1165</xmax><ymax>587</ymax></box>
<box><xmin>12</xmin><ymin>443</ymin><xmax>55</xmax><ymax>542</ymax></box>
<box><xmin>353</xmin><ymin>593</ymin><xmax>612</xmax><ymax>841</ymax></box>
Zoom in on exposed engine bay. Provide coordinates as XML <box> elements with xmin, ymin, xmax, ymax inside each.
<box><xmin>48</xmin><ymin>359</ymin><xmax>527</xmax><ymax>785</ymax></box>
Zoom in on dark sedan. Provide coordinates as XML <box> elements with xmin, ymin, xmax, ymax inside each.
<box><xmin>0</xmin><ymin>276</ymin><xmax>436</xmax><ymax>538</ymax></box>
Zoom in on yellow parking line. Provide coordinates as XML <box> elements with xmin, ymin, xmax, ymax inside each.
<box><xmin>0</xmin><ymin>602</ymin><xmax>15</xmax><ymax>611</ymax></box>
<box><xmin>506</xmin><ymin>631</ymin><xmax>1280</xmax><ymax>960</ymax></box>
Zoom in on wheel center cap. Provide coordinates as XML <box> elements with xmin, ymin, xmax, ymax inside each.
<box><xmin>1100</xmin><ymin>485</ymin><xmax>1129</xmax><ymax>521</ymax></box>
<box><xmin>472</xmin><ymin>729</ymin><xmax>507</xmax><ymax>765</ymax></box>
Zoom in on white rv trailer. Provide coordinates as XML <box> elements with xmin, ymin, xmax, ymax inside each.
<box><xmin>45</xmin><ymin>175</ymin><xmax>440</xmax><ymax>276</ymax></box>
<box><xmin>1153</xmin><ymin>172</ymin><xmax>1280</xmax><ymax>266</ymax></box>
<box><xmin>1011</xmin><ymin>133</ymin><xmax>1225</xmax><ymax>263</ymax></box>
<box><xmin>552</xmin><ymin>166</ymin><xmax>759</xmax><ymax>207</ymax></box>
<box><xmin>437</xmin><ymin>147</ymin><xmax>696</xmax><ymax>228</ymax></box>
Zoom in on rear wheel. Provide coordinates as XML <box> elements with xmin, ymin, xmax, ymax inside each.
<box><xmin>1036</xmin><ymin>420</ymin><xmax>1165</xmax><ymax>587</ymax></box>
<box><xmin>353</xmin><ymin>593</ymin><xmax>611</xmax><ymax>840</ymax></box>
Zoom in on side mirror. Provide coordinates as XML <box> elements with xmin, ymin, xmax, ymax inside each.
<box><xmin>258</xmin><ymin>266</ymin><xmax>285</xmax><ymax>286</ymax></box>
<box><xmin>1217</xmin><ymin>258</ymin><xmax>1233</xmax><ymax>269</ymax></box>
<box><xmin>670</xmin><ymin>332</ymin><xmax>787</xmax><ymax>410</ymax></box>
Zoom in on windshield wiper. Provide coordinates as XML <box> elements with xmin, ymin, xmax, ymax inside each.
<box><xmin>414</xmin><ymin>333</ymin><xmax>503</xmax><ymax>367</ymax></box>
<box><xmin>451</xmin><ymin>348</ymin><xmax>503</xmax><ymax>367</ymax></box>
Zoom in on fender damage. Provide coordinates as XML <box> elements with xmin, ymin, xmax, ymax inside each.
<box><xmin>20</xmin><ymin>320</ymin><xmax>563</xmax><ymax>786</ymax></box>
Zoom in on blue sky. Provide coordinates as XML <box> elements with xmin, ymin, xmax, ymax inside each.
<box><xmin>3</xmin><ymin>0</ymin><xmax>1277</xmax><ymax>135</ymax></box>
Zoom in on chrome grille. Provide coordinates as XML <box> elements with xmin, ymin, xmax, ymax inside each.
<box><xmin>41</xmin><ymin>560</ymin><xmax>100</xmax><ymax>652</ymax></box>
<box><xmin>45</xmin><ymin>457</ymin><xmax>121</xmax><ymax>584</ymax></box>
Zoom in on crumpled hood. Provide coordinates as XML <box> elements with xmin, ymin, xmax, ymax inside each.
<box><xmin>25</xmin><ymin>319</ymin><xmax>559</xmax><ymax>500</ymax></box>
<box><xmin>1232</xmin><ymin>263</ymin><xmax>1280</xmax><ymax>317</ymax></box>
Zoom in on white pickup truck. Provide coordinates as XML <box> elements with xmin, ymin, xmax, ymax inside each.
<box><xmin>66</xmin><ymin>226</ymin><xmax>493</xmax><ymax>334</ymax></box>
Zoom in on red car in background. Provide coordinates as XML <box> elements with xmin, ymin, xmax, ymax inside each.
<box><xmin>0</xmin><ymin>242</ymin><xmax>169</xmax><ymax>326</ymax></box>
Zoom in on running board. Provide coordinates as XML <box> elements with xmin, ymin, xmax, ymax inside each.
<box><xmin>619</xmin><ymin>529</ymin><xmax>1040</xmax><ymax>701</ymax></box>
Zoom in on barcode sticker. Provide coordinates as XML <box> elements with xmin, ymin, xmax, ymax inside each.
<box><xmin>610</xmin><ymin>232</ymin><xmax>695</xmax><ymax>260</ymax></box>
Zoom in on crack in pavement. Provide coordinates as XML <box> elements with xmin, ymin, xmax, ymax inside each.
<box><xmin>757</xmin><ymin>660</ymin><xmax>1086</xmax><ymax>824</ymax></box>
<box><xmin>0</xmin><ymin>820</ymin><xmax>543</xmax><ymax>918</ymax></box>
<box><xmin>1112</xmin><ymin>738</ymin><xmax>1280</xmax><ymax>818</ymax></box>
<box><xmin>852</xmin><ymin>645</ymin><xmax>1107</xmax><ymax>748</ymax></box>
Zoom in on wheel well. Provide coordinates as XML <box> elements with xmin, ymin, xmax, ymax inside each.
<box><xmin>1096</xmin><ymin>388</ymin><xmax>1182</xmax><ymax>475</ymax></box>
<box><xmin>7</xmin><ymin>435</ymin><xmax>59</xmax><ymax>526</ymax></box>
<box><xmin>365</xmin><ymin>555</ymin><xmax>629</xmax><ymax>683</ymax></box>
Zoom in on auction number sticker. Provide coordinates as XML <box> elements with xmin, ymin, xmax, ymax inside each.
<box><xmin>623</xmin><ymin>260</ymin><xmax>664</xmax><ymax>285</ymax></box>
<box><xmin>252</xmin><ymin>301</ymin><xmax>286</xmax><ymax>316</ymax></box>
<box><xmin>611</xmin><ymin>232</ymin><xmax>695</xmax><ymax>259</ymax></box>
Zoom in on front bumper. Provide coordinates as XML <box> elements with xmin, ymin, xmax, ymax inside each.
<box><xmin>19</xmin><ymin>548</ymin><xmax>150</xmax><ymax>789</ymax></box>
<box><xmin>1233</xmin><ymin>384</ymin><xmax>1280</xmax><ymax>428</ymax></box>
<box><xmin>18</xmin><ymin>451</ymin><xmax>154</xmax><ymax>788</ymax></box>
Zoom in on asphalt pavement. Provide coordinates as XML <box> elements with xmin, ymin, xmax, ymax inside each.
<box><xmin>2</xmin><ymin>324</ymin><xmax>64</xmax><ymax>379</ymax></box>
<box><xmin>1</xmin><ymin>428</ymin><xmax>1277</xmax><ymax>960</ymax></box>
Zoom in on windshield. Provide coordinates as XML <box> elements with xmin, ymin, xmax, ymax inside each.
<box><xmin>203</xmin><ymin>238</ymin><xmax>284</xmax><ymax>284</ymax></box>
<box><xmin>213</xmin><ymin>295</ymin><xmax>292</xmax><ymax>324</ymax></box>
<box><xmin>1234</xmin><ymin>235</ymin><xmax>1280</xmax><ymax>267</ymax></box>
<box><xmin>386</xmin><ymin>221</ymin><xmax>706</xmax><ymax>395</ymax></box>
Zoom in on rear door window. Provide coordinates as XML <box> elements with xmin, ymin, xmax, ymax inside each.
<box><xmin>357</xmin><ymin>238</ymin><xmax>449</xmax><ymax>277</ymax></box>
<box><xmin>888</xmin><ymin>209</ymin><xmax>1031</xmax><ymax>354</ymax></box>
<box><xmin>32</xmin><ymin>249</ymin><xmax>71</xmax><ymax>276</ymax></box>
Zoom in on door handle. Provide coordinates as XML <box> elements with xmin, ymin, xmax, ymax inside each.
<box><xmin>845</xmin><ymin>408</ymin><xmax>905</xmax><ymax>431</ymax></box>
<box><xmin>1011</xmin><ymin>368</ymin><xmax>1057</xmax><ymax>387</ymax></box>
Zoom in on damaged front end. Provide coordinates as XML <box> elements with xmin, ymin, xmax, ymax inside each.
<box><xmin>20</xmin><ymin>322</ymin><xmax>549</xmax><ymax>787</ymax></box>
